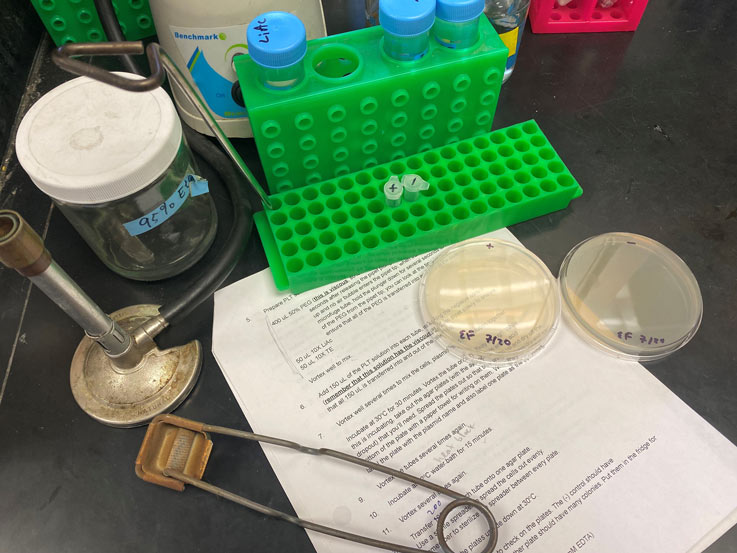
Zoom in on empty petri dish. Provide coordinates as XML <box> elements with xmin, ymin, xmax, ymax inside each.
<box><xmin>559</xmin><ymin>232</ymin><xmax>702</xmax><ymax>361</ymax></box>
<box><xmin>420</xmin><ymin>238</ymin><xmax>560</xmax><ymax>365</ymax></box>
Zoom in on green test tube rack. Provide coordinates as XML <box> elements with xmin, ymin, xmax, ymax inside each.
<box><xmin>31</xmin><ymin>0</ymin><xmax>155</xmax><ymax>46</ymax></box>
<box><xmin>254</xmin><ymin>121</ymin><xmax>583</xmax><ymax>295</ymax></box>
<box><xmin>235</xmin><ymin>17</ymin><xmax>508</xmax><ymax>194</ymax></box>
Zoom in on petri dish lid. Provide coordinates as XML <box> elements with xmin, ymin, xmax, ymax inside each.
<box><xmin>559</xmin><ymin>232</ymin><xmax>702</xmax><ymax>361</ymax></box>
<box><xmin>420</xmin><ymin>238</ymin><xmax>560</xmax><ymax>365</ymax></box>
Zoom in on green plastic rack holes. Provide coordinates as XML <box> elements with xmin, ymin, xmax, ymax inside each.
<box><xmin>31</xmin><ymin>0</ymin><xmax>155</xmax><ymax>46</ymax></box>
<box><xmin>254</xmin><ymin>120</ymin><xmax>583</xmax><ymax>295</ymax></box>
<box><xmin>235</xmin><ymin>17</ymin><xmax>508</xmax><ymax>194</ymax></box>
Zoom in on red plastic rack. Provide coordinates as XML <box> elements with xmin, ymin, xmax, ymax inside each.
<box><xmin>529</xmin><ymin>0</ymin><xmax>648</xmax><ymax>33</ymax></box>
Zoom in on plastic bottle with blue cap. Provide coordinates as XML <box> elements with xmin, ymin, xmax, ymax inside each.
<box><xmin>379</xmin><ymin>0</ymin><xmax>436</xmax><ymax>61</ymax></box>
<box><xmin>433</xmin><ymin>0</ymin><xmax>485</xmax><ymax>49</ymax></box>
<box><xmin>247</xmin><ymin>12</ymin><xmax>307</xmax><ymax>90</ymax></box>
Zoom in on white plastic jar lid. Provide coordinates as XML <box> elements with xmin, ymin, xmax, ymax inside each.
<box><xmin>15</xmin><ymin>73</ymin><xmax>182</xmax><ymax>205</ymax></box>
<box><xmin>559</xmin><ymin>232</ymin><xmax>703</xmax><ymax>361</ymax></box>
<box><xmin>419</xmin><ymin>238</ymin><xmax>561</xmax><ymax>365</ymax></box>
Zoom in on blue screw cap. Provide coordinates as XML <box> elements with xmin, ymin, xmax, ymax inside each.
<box><xmin>379</xmin><ymin>0</ymin><xmax>437</xmax><ymax>37</ymax></box>
<box><xmin>436</xmin><ymin>0</ymin><xmax>484</xmax><ymax>22</ymax></box>
<box><xmin>247</xmin><ymin>12</ymin><xmax>307</xmax><ymax>69</ymax></box>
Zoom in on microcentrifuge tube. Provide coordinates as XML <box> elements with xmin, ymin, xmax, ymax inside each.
<box><xmin>402</xmin><ymin>174</ymin><xmax>429</xmax><ymax>201</ymax></box>
<box><xmin>384</xmin><ymin>176</ymin><xmax>404</xmax><ymax>207</ymax></box>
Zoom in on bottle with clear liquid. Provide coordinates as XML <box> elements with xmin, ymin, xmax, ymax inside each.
<box><xmin>484</xmin><ymin>0</ymin><xmax>530</xmax><ymax>81</ymax></box>
<box><xmin>379</xmin><ymin>0</ymin><xmax>436</xmax><ymax>61</ymax></box>
<box><xmin>247</xmin><ymin>12</ymin><xmax>307</xmax><ymax>89</ymax></box>
<box><xmin>433</xmin><ymin>0</ymin><xmax>485</xmax><ymax>49</ymax></box>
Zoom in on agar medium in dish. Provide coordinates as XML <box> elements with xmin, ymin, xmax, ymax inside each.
<box><xmin>558</xmin><ymin>232</ymin><xmax>702</xmax><ymax>361</ymax></box>
<box><xmin>420</xmin><ymin>238</ymin><xmax>560</xmax><ymax>366</ymax></box>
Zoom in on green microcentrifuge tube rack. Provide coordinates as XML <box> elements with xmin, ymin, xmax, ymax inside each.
<box><xmin>235</xmin><ymin>16</ymin><xmax>508</xmax><ymax>194</ymax></box>
<box><xmin>31</xmin><ymin>0</ymin><xmax>155</xmax><ymax>46</ymax></box>
<box><xmin>254</xmin><ymin>120</ymin><xmax>583</xmax><ymax>295</ymax></box>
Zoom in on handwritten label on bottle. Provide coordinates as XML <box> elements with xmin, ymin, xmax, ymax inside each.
<box><xmin>123</xmin><ymin>174</ymin><xmax>209</xmax><ymax>236</ymax></box>
<box><xmin>253</xmin><ymin>18</ymin><xmax>270</xmax><ymax>43</ymax></box>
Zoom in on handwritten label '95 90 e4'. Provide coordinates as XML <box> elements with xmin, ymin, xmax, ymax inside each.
<box><xmin>123</xmin><ymin>174</ymin><xmax>209</xmax><ymax>237</ymax></box>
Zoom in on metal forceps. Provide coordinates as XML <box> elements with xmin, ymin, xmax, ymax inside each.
<box><xmin>136</xmin><ymin>415</ymin><xmax>498</xmax><ymax>553</ymax></box>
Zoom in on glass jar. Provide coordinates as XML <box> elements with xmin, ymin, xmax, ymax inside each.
<box><xmin>55</xmin><ymin>138</ymin><xmax>216</xmax><ymax>280</ymax></box>
<box><xmin>15</xmin><ymin>73</ymin><xmax>217</xmax><ymax>281</ymax></box>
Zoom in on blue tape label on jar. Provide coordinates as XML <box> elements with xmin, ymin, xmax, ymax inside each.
<box><xmin>123</xmin><ymin>174</ymin><xmax>209</xmax><ymax>236</ymax></box>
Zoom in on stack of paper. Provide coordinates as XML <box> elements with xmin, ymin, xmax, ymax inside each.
<box><xmin>213</xmin><ymin>229</ymin><xmax>737</xmax><ymax>553</ymax></box>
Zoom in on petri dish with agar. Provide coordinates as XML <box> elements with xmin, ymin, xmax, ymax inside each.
<box><xmin>558</xmin><ymin>232</ymin><xmax>703</xmax><ymax>361</ymax></box>
<box><xmin>420</xmin><ymin>238</ymin><xmax>560</xmax><ymax>365</ymax></box>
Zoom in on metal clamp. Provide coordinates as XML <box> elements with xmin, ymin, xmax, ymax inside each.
<box><xmin>136</xmin><ymin>415</ymin><xmax>499</xmax><ymax>553</ymax></box>
<box><xmin>52</xmin><ymin>41</ymin><xmax>164</xmax><ymax>92</ymax></box>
